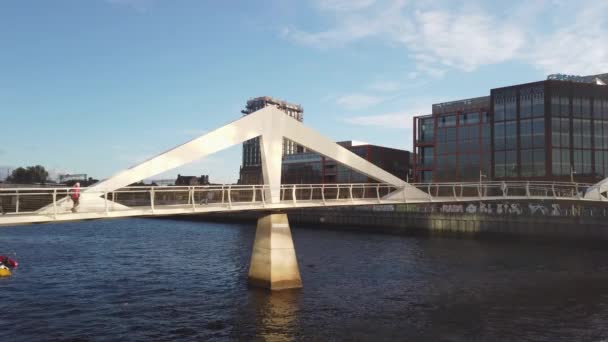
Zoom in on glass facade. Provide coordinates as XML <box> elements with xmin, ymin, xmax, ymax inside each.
<box><xmin>548</xmin><ymin>85</ymin><xmax>608</xmax><ymax>181</ymax></box>
<box><xmin>415</xmin><ymin>79</ymin><xmax>608</xmax><ymax>183</ymax></box>
<box><xmin>414</xmin><ymin>104</ymin><xmax>491</xmax><ymax>182</ymax></box>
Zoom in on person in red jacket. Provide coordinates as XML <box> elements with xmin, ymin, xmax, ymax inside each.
<box><xmin>70</xmin><ymin>182</ymin><xmax>81</xmax><ymax>213</ymax></box>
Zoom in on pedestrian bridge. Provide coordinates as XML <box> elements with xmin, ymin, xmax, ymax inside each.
<box><xmin>2</xmin><ymin>104</ymin><xmax>608</xmax><ymax>290</ymax></box>
<box><xmin>0</xmin><ymin>181</ymin><xmax>601</xmax><ymax>226</ymax></box>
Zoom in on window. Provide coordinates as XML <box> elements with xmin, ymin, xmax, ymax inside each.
<box><xmin>419</xmin><ymin>147</ymin><xmax>434</xmax><ymax>168</ymax></box>
<box><xmin>505</xmin><ymin>121</ymin><xmax>517</xmax><ymax>149</ymax></box>
<box><xmin>582</xmin><ymin>98</ymin><xmax>591</xmax><ymax>118</ymax></box>
<box><xmin>419</xmin><ymin>118</ymin><xmax>435</xmax><ymax>142</ymax></box>
<box><xmin>460</xmin><ymin>112</ymin><xmax>480</xmax><ymax>125</ymax></box>
<box><xmin>495</xmin><ymin>151</ymin><xmax>505</xmax><ymax>178</ymax></box>
<box><xmin>438</xmin><ymin>115</ymin><xmax>456</xmax><ymax>128</ymax></box>
<box><xmin>482</xmin><ymin>112</ymin><xmax>491</xmax><ymax>123</ymax></box>
<box><xmin>532</xmin><ymin>118</ymin><xmax>545</xmax><ymax>148</ymax></box>
<box><xmin>494</xmin><ymin>122</ymin><xmax>505</xmax><ymax>150</ymax></box>
<box><xmin>532</xmin><ymin>91</ymin><xmax>544</xmax><ymax>117</ymax></box>
<box><xmin>552</xmin><ymin>148</ymin><xmax>571</xmax><ymax>176</ymax></box>
<box><xmin>520</xmin><ymin>91</ymin><xmax>532</xmax><ymax>118</ymax></box>
<box><xmin>551</xmin><ymin>118</ymin><xmax>570</xmax><ymax>148</ymax></box>
<box><xmin>551</xmin><ymin>96</ymin><xmax>560</xmax><ymax>117</ymax></box>
<box><xmin>505</xmin><ymin>96</ymin><xmax>517</xmax><ymax>120</ymax></box>
<box><xmin>560</xmin><ymin>96</ymin><xmax>570</xmax><ymax>117</ymax></box>
<box><xmin>573</xmin><ymin>149</ymin><xmax>592</xmax><ymax>175</ymax></box>
<box><xmin>494</xmin><ymin>97</ymin><xmax>505</xmax><ymax>121</ymax></box>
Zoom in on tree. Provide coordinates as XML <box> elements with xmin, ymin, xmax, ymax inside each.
<box><xmin>6</xmin><ymin>165</ymin><xmax>49</xmax><ymax>184</ymax></box>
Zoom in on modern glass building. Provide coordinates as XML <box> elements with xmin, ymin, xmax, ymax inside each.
<box><xmin>282</xmin><ymin>141</ymin><xmax>411</xmax><ymax>184</ymax></box>
<box><xmin>413</xmin><ymin>97</ymin><xmax>491</xmax><ymax>182</ymax></box>
<box><xmin>413</xmin><ymin>73</ymin><xmax>608</xmax><ymax>183</ymax></box>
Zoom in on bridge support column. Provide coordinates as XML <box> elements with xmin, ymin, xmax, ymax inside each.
<box><xmin>248</xmin><ymin>213</ymin><xmax>302</xmax><ymax>290</ymax></box>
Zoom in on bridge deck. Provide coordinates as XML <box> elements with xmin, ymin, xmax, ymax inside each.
<box><xmin>0</xmin><ymin>182</ymin><xmax>600</xmax><ymax>226</ymax></box>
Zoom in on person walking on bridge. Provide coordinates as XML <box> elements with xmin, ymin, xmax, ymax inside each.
<box><xmin>70</xmin><ymin>182</ymin><xmax>81</xmax><ymax>213</ymax></box>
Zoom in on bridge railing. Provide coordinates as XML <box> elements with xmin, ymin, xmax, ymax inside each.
<box><xmin>0</xmin><ymin>183</ymin><xmax>399</xmax><ymax>216</ymax></box>
<box><xmin>409</xmin><ymin>181</ymin><xmax>595</xmax><ymax>201</ymax></box>
<box><xmin>0</xmin><ymin>181</ymin><xmax>599</xmax><ymax>217</ymax></box>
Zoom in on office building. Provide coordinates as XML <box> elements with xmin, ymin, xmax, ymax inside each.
<box><xmin>239</xmin><ymin>96</ymin><xmax>304</xmax><ymax>184</ymax></box>
<box><xmin>282</xmin><ymin>141</ymin><xmax>411</xmax><ymax>184</ymax></box>
<box><xmin>413</xmin><ymin>73</ymin><xmax>608</xmax><ymax>182</ymax></box>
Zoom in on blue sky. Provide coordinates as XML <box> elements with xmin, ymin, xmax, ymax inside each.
<box><xmin>1</xmin><ymin>0</ymin><xmax>607</xmax><ymax>183</ymax></box>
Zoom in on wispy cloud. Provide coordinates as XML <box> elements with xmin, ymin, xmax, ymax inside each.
<box><xmin>368</xmin><ymin>80</ymin><xmax>401</xmax><ymax>92</ymax></box>
<box><xmin>283</xmin><ymin>0</ymin><xmax>608</xmax><ymax>76</ymax></box>
<box><xmin>315</xmin><ymin>0</ymin><xmax>376</xmax><ymax>12</ymax></box>
<box><xmin>335</xmin><ymin>93</ymin><xmax>386</xmax><ymax>110</ymax></box>
<box><xmin>343</xmin><ymin>104</ymin><xmax>429</xmax><ymax>129</ymax></box>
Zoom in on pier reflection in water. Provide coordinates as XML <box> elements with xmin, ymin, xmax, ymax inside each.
<box><xmin>1</xmin><ymin>218</ymin><xmax>608</xmax><ymax>340</ymax></box>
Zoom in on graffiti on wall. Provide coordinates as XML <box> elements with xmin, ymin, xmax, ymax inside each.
<box><xmin>394</xmin><ymin>202</ymin><xmax>606</xmax><ymax>217</ymax></box>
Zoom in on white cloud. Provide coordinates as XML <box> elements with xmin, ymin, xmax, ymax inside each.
<box><xmin>335</xmin><ymin>94</ymin><xmax>386</xmax><ymax>109</ymax></box>
<box><xmin>528</xmin><ymin>3</ymin><xmax>608</xmax><ymax>75</ymax></box>
<box><xmin>315</xmin><ymin>0</ymin><xmax>376</xmax><ymax>11</ymax></box>
<box><xmin>283</xmin><ymin>0</ymin><xmax>608</xmax><ymax>76</ymax></box>
<box><xmin>369</xmin><ymin>80</ymin><xmax>401</xmax><ymax>92</ymax></box>
<box><xmin>343</xmin><ymin>104</ymin><xmax>430</xmax><ymax>129</ymax></box>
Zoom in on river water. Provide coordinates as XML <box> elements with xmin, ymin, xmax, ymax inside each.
<box><xmin>1</xmin><ymin>218</ymin><xmax>608</xmax><ymax>341</ymax></box>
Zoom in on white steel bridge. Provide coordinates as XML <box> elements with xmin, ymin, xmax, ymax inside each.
<box><xmin>3</xmin><ymin>104</ymin><xmax>608</xmax><ymax>290</ymax></box>
<box><xmin>0</xmin><ymin>181</ymin><xmax>602</xmax><ymax>226</ymax></box>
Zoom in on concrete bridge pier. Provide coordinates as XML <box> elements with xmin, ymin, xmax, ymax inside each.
<box><xmin>248</xmin><ymin>213</ymin><xmax>302</xmax><ymax>290</ymax></box>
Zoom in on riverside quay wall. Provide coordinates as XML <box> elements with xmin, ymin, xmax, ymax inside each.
<box><xmin>192</xmin><ymin>200</ymin><xmax>608</xmax><ymax>241</ymax></box>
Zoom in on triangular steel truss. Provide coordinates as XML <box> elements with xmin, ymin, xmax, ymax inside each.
<box><xmin>83</xmin><ymin>106</ymin><xmax>425</xmax><ymax>203</ymax></box>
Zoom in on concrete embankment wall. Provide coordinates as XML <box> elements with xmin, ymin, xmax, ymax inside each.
<box><xmin>169</xmin><ymin>202</ymin><xmax>608</xmax><ymax>241</ymax></box>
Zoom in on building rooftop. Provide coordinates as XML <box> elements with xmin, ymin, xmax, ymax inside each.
<box><xmin>432</xmin><ymin>96</ymin><xmax>490</xmax><ymax>115</ymax></box>
<box><xmin>245</xmin><ymin>96</ymin><xmax>303</xmax><ymax>111</ymax></box>
<box><xmin>547</xmin><ymin>72</ymin><xmax>608</xmax><ymax>85</ymax></box>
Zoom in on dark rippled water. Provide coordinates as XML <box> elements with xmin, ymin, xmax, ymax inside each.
<box><xmin>1</xmin><ymin>218</ymin><xmax>608</xmax><ymax>341</ymax></box>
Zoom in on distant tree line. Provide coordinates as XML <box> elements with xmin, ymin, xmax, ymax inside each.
<box><xmin>3</xmin><ymin>166</ymin><xmax>99</xmax><ymax>186</ymax></box>
<box><xmin>6</xmin><ymin>165</ymin><xmax>49</xmax><ymax>184</ymax></box>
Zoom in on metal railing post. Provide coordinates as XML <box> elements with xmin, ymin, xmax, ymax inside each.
<box><xmin>552</xmin><ymin>183</ymin><xmax>557</xmax><ymax>198</ymax></box>
<box><xmin>252</xmin><ymin>185</ymin><xmax>256</xmax><ymax>203</ymax></box>
<box><xmin>336</xmin><ymin>185</ymin><xmax>340</xmax><ymax>200</ymax></box>
<box><xmin>52</xmin><ymin>189</ymin><xmax>57</xmax><ymax>219</ymax></box>
<box><xmin>221</xmin><ymin>185</ymin><xmax>225</xmax><ymax>205</ymax></box>
<box><xmin>228</xmin><ymin>185</ymin><xmax>232</xmax><ymax>209</ymax></box>
<box><xmin>150</xmin><ymin>188</ymin><xmax>155</xmax><ymax>213</ymax></box>
<box><xmin>309</xmin><ymin>185</ymin><xmax>313</xmax><ymax>201</ymax></box>
<box><xmin>321</xmin><ymin>184</ymin><xmax>326</xmax><ymax>205</ymax></box>
<box><xmin>15</xmin><ymin>190</ymin><xmax>19</xmax><ymax>214</ymax></box>
<box><xmin>105</xmin><ymin>191</ymin><xmax>109</xmax><ymax>215</ymax></box>
<box><xmin>349</xmin><ymin>184</ymin><xmax>353</xmax><ymax>202</ymax></box>
<box><xmin>292</xmin><ymin>184</ymin><xmax>297</xmax><ymax>206</ymax></box>
<box><xmin>191</xmin><ymin>187</ymin><xmax>196</xmax><ymax>211</ymax></box>
<box><xmin>525</xmin><ymin>181</ymin><xmax>530</xmax><ymax>198</ymax></box>
<box><xmin>261</xmin><ymin>185</ymin><xmax>266</xmax><ymax>208</ymax></box>
<box><xmin>376</xmin><ymin>184</ymin><xmax>381</xmax><ymax>203</ymax></box>
<box><xmin>428</xmin><ymin>184</ymin><xmax>432</xmax><ymax>202</ymax></box>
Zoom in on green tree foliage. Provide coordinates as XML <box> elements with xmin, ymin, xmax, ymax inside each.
<box><xmin>6</xmin><ymin>165</ymin><xmax>49</xmax><ymax>184</ymax></box>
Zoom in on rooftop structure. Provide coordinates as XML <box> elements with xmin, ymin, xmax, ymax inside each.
<box><xmin>240</xmin><ymin>96</ymin><xmax>304</xmax><ymax>184</ymax></box>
